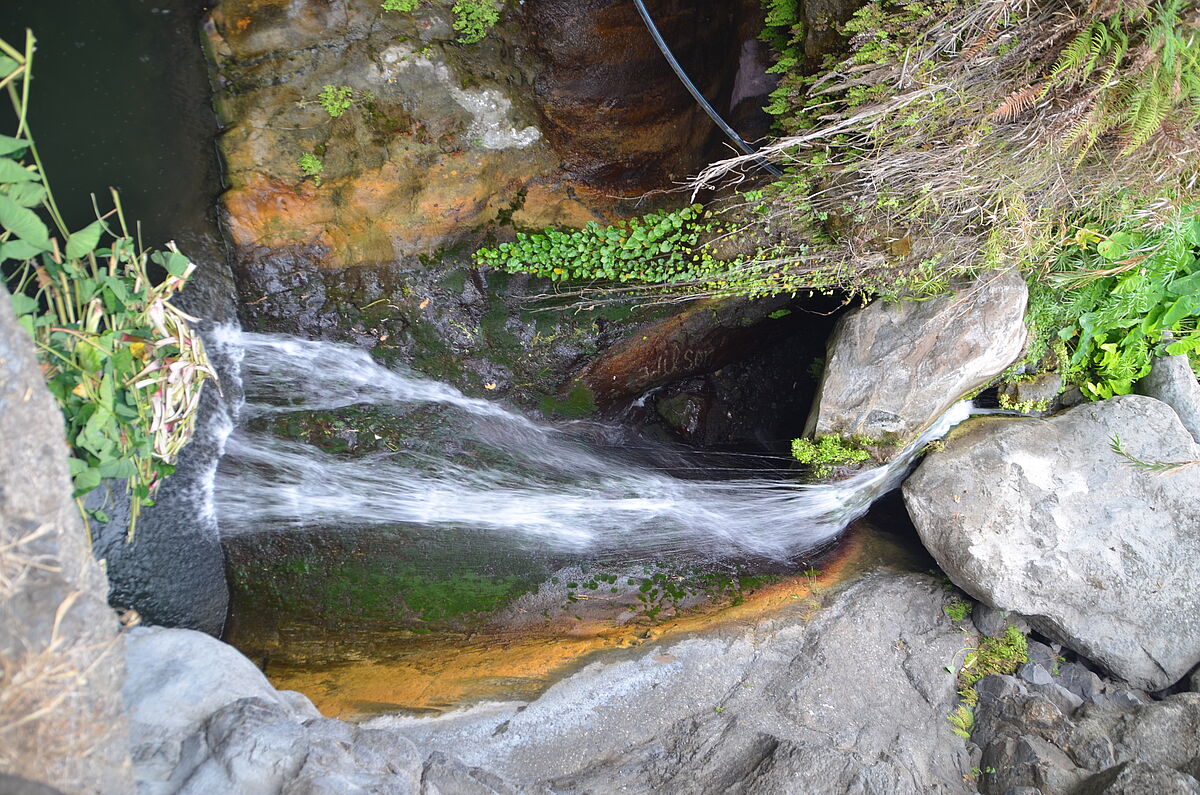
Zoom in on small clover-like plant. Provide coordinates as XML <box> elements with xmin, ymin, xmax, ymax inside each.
<box><xmin>451</xmin><ymin>0</ymin><xmax>500</xmax><ymax>43</ymax></box>
<box><xmin>317</xmin><ymin>85</ymin><xmax>354</xmax><ymax>118</ymax></box>
<box><xmin>297</xmin><ymin>152</ymin><xmax>324</xmax><ymax>186</ymax></box>
<box><xmin>381</xmin><ymin>0</ymin><xmax>419</xmax><ymax>10</ymax></box>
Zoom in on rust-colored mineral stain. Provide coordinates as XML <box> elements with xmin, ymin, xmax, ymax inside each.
<box><xmin>266</xmin><ymin>532</ymin><xmax>875</xmax><ymax>720</ymax></box>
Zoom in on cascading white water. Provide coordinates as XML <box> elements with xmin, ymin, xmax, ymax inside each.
<box><xmin>213</xmin><ymin>328</ymin><xmax>972</xmax><ymax>561</ymax></box>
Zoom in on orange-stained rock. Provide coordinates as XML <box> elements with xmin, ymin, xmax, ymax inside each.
<box><xmin>206</xmin><ymin>0</ymin><xmax>757</xmax><ymax>269</ymax></box>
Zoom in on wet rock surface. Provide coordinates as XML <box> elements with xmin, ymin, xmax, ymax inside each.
<box><xmin>207</xmin><ymin>0</ymin><xmax>754</xmax><ymax>267</ymax></box>
<box><xmin>904</xmin><ymin>395</ymin><xmax>1200</xmax><ymax>690</ymax></box>
<box><xmin>806</xmin><ymin>269</ymin><xmax>1028</xmax><ymax>451</ymax></box>
<box><xmin>521</xmin><ymin>0</ymin><xmax>747</xmax><ymax>188</ymax></box>
<box><xmin>0</xmin><ymin>285</ymin><xmax>132</xmax><ymax>792</ymax></box>
<box><xmin>376</xmin><ymin>571</ymin><xmax>975</xmax><ymax>794</ymax></box>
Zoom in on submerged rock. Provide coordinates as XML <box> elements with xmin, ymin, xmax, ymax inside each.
<box><xmin>0</xmin><ymin>284</ymin><xmax>132</xmax><ymax>792</ymax></box>
<box><xmin>904</xmin><ymin>395</ymin><xmax>1200</xmax><ymax>690</ymax></box>
<box><xmin>805</xmin><ymin>269</ymin><xmax>1028</xmax><ymax>452</ymax></box>
<box><xmin>376</xmin><ymin>572</ymin><xmax>975</xmax><ymax>793</ymax></box>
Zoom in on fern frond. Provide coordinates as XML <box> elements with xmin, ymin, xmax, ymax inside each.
<box><xmin>992</xmin><ymin>84</ymin><xmax>1042</xmax><ymax>122</ymax></box>
<box><xmin>1047</xmin><ymin>22</ymin><xmax>1102</xmax><ymax>86</ymax></box>
<box><xmin>1120</xmin><ymin>77</ymin><xmax>1172</xmax><ymax>154</ymax></box>
<box><xmin>960</xmin><ymin>28</ymin><xmax>998</xmax><ymax>61</ymax></box>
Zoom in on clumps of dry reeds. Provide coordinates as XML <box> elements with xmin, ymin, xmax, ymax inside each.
<box><xmin>681</xmin><ymin>0</ymin><xmax>1200</xmax><ymax>300</ymax></box>
<box><xmin>0</xmin><ymin>522</ymin><xmax>128</xmax><ymax>791</ymax></box>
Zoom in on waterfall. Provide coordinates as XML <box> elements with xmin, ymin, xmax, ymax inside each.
<box><xmin>212</xmin><ymin>328</ymin><xmax>972</xmax><ymax>561</ymax></box>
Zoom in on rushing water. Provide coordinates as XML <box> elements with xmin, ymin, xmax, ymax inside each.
<box><xmin>213</xmin><ymin>327</ymin><xmax>972</xmax><ymax>561</ymax></box>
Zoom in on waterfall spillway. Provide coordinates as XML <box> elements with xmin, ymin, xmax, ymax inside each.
<box><xmin>213</xmin><ymin>328</ymin><xmax>971</xmax><ymax>560</ymax></box>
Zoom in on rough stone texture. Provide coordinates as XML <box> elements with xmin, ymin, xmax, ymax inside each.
<box><xmin>972</xmin><ymin>672</ymin><xmax>1200</xmax><ymax>795</ymax></box>
<box><xmin>805</xmin><ymin>269</ymin><xmax>1028</xmax><ymax>451</ymax></box>
<box><xmin>574</xmin><ymin>294</ymin><xmax>797</xmax><ymax>407</ymax></box>
<box><xmin>1076</xmin><ymin>761</ymin><xmax>1200</xmax><ymax>794</ymax></box>
<box><xmin>123</xmin><ymin>626</ymin><xmax>442</xmax><ymax>794</ymax></box>
<box><xmin>904</xmin><ymin>395</ymin><xmax>1200</xmax><ymax>690</ymax></box>
<box><xmin>0</xmin><ymin>285</ymin><xmax>132</xmax><ymax>791</ymax></box>
<box><xmin>374</xmin><ymin>572</ymin><xmax>975</xmax><ymax>793</ymax></box>
<box><xmin>207</xmin><ymin>0</ymin><xmax>593</xmax><ymax>266</ymax></box>
<box><xmin>1137</xmin><ymin>354</ymin><xmax>1200</xmax><ymax>443</ymax></box>
<box><xmin>973</xmin><ymin>603</ymin><xmax>1030</xmax><ymax>638</ymax></box>
<box><xmin>205</xmin><ymin>0</ymin><xmax>750</xmax><ymax>267</ymax></box>
<box><xmin>999</xmin><ymin>371</ymin><xmax>1063</xmax><ymax>411</ymax></box>
<box><xmin>521</xmin><ymin>0</ymin><xmax>746</xmax><ymax>188</ymax></box>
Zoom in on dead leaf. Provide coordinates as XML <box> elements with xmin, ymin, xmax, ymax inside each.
<box><xmin>484</xmin><ymin>382</ymin><xmax>497</xmax><ymax>390</ymax></box>
<box><xmin>419</xmin><ymin>297</ymin><xmax>430</xmax><ymax>309</ymax></box>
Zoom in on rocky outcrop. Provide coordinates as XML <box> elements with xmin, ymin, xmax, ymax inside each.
<box><xmin>971</xmin><ymin>669</ymin><xmax>1200</xmax><ymax>794</ymax></box>
<box><xmin>1138</xmin><ymin>354</ymin><xmax>1200</xmax><ymax>443</ymax></box>
<box><xmin>904</xmin><ymin>395</ymin><xmax>1200</xmax><ymax>691</ymax></box>
<box><xmin>805</xmin><ymin>269</ymin><xmax>1028</xmax><ymax>451</ymax></box>
<box><xmin>125</xmin><ymin>626</ymin><xmax>509</xmax><ymax>794</ymax></box>
<box><xmin>0</xmin><ymin>285</ymin><xmax>132</xmax><ymax>792</ymax></box>
<box><xmin>206</xmin><ymin>0</ymin><xmax>753</xmax><ymax>267</ymax></box>
<box><xmin>379</xmin><ymin>572</ymin><xmax>974</xmax><ymax>793</ymax></box>
<box><xmin>207</xmin><ymin>0</ymin><xmax>603</xmax><ymax>267</ymax></box>
<box><xmin>521</xmin><ymin>0</ymin><xmax>745</xmax><ymax>188</ymax></box>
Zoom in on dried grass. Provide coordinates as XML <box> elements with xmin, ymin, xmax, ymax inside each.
<box><xmin>0</xmin><ymin>523</ymin><xmax>126</xmax><ymax>791</ymax></box>
<box><xmin>682</xmin><ymin>0</ymin><xmax>1200</xmax><ymax>298</ymax></box>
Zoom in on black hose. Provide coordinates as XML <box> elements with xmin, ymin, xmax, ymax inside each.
<box><xmin>631</xmin><ymin>0</ymin><xmax>784</xmax><ymax>178</ymax></box>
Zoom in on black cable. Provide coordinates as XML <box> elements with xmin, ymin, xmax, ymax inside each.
<box><xmin>631</xmin><ymin>0</ymin><xmax>784</xmax><ymax>178</ymax></box>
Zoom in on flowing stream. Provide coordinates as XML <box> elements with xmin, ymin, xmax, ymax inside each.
<box><xmin>213</xmin><ymin>328</ymin><xmax>972</xmax><ymax>561</ymax></box>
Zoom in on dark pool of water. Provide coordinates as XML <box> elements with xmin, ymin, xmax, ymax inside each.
<box><xmin>2</xmin><ymin>0</ymin><xmax>222</xmax><ymax>253</ymax></box>
<box><xmin>4</xmin><ymin>0</ymin><xmax>240</xmax><ymax>634</ymax></box>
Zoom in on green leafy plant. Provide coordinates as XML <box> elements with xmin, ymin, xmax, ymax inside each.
<box><xmin>948</xmin><ymin>704</ymin><xmax>975</xmax><ymax>740</ymax></box>
<box><xmin>0</xmin><ymin>33</ymin><xmax>215</xmax><ymax>539</ymax></box>
<box><xmin>956</xmin><ymin>625</ymin><xmax>1029</xmax><ymax>691</ymax></box>
<box><xmin>475</xmin><ymin>204</ymin><xmax>720</xmax><ymax>284</ymax></box>
<box><xmin>944</xmin><ymin>600</ymin><xmax>971</xmax><ymax>622</ymax></box>
<box><xmin>790</xmin><ymin>434</ymin><xmax>871</xmax><ymax>477</ymax></box>
<box><xmin>297</xmin><ymin>152</ymin><xmax>324</xmax><ymax>186</ymax></box>
<box><xmin>1047</xmin><ymin>206</ymin><xmax>1200</xmax><ymax>399</ymax></box>
<box><xmin>451</xmin><ymin>0</ymin><xmax>501</xmax><ymax>44</ymax></box>
<box><xmin>998</xmin><ymin>393</ymin><xmax>1050</xmax><ymax>414</ymax></box>
<box><xmin>317</xmin><ymin>85</ymin><xmax>355</xmax><ymax>118</ymax></box>
<box><xmin>380</xmin><ymin>0</ymin><xmax>498</xmax><ymax>44</ymax></box>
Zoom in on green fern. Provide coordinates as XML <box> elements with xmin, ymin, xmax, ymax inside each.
<box><xmin>1046</xmin><ymin>0</ymin><xmax>1200</xmax><ymax>159</ymax></box>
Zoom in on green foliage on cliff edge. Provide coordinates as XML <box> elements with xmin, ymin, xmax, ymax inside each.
<box><xmin>0</xmin><ymin>34</ymin><xmax>214</xmax><ymax>539</ymax></box>
<box><xmin>1029</xmin><ymin>204</ymin><xmax>1200</xmax><ymax>399</ymax></box>
<box><xmin>477</xmin><ymin>0</ymin><xmax>1200</xmax><ymax>400</ymax></box>
<box><xmin>382</xmin><ymin>0</ymin><xmax>501</xmax><ymax>44</ymax></box>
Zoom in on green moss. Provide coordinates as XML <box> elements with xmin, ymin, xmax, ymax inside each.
<box><xmin>540</xmin><ymin>380</ymin><xmax>597</xmax><ymax>419</ymax></box>
<box><xmin>959</xmin><ymin>625</ymin><xmax>1029</xmax><ymax>690</ymax></box>
<box><xmin>943</xmin><ymin>600</ymin><xmax>971</xmax><ymax>621</ymax></box>
<box><xmin>791</xmin><ymin>434</ymin><xmax>872</xmax><ymax>476</ymax></box>
<box><xmin>227</xmin><ymin>531</ymin><xmax>546</xmax><ymax>630</ymax></box>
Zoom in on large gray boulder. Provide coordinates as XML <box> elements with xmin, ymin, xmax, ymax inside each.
<box><xmin>904</xmin><ymin>395</ymin><xmax>1200</xmax><ymax>691</ymax></box>
<box><xmin>376</xmin><ymin>572</ymin><xmax>975</xmax><ymax>794</ymax></box>
<box><xmin>124</xmin><ymin>626</ymin><xmax>510</xmax><ymax>795</ymax></box>
<box><xmin>1138</xmin><ymin>354</ymin><xmax>1200</xmax><ymax>443</ymax></box>
<box><xmin>805</xmin><ymin>269</ymin><xmax>1027</xmax><ymax>450</ymax></box>
<box><xmin>0</xmin><ymin>285</ymin><xmax>132</xmax><ymax>792</ymax></box>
